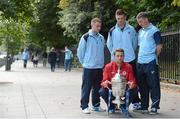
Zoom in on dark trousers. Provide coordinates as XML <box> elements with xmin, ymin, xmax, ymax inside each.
<box><xmin>50</xmin><ymin>62</ymin><xmax>56</xmax><ymax>72</ymax></box>
<box><xmin>23</xmin><ymin>60</ymin><xmax>27</xmax><ymax>68</ymax></box>
<box><xmin>64</xmin><ymin>59</ymin><xmax>72</xmax><ymax>71</ymax></box>
<box><xmin>80</xmin><ymin>68</ymin><xmax>103</xmax><ymax>110</ymax></box>
<box><xmin>136</xmin><ymin>60</ymin><xmax>161</xmax><ymax>109</ymax></box>
<box><xmin>43</xmin><ymin>58</ymin><xmax>47</xmax><ymax>67</ymax></box>
<box><xmin>99</xmin><ymin>87</ymin><xmax>139</xmax><ymax>110</ymax></box>
<box><xmin>129</xmin><ymin>59</ymin><xmax>141</xmax><ymax>104</ymax></box>
<box><xmin>56</xmin><ymin>61</ymin><xmax>60</xmax><ymax>68</ymax></box>
<box><xmin>33</xmin><ymin>60</ymin><xmax>38</xmax><ymax>67</ymax></box>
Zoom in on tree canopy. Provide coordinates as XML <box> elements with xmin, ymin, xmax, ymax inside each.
<box><xmin>0</xmin><ymin>0</ymin><xmax>179</xmax><ymax>54</ymax></box>
<box><xmin>58</xmin><ymin>0</ymin><xmax>179</xmax><ymax>40</ymax></box>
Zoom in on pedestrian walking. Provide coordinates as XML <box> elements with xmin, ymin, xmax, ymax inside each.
<box><xmin>42</xmin><ymin>51</ymin><xmax>48</xmax><ymax>67</ymax></box>
<box><xmin>63</xmin><ymin>46</ymin><xmax>73</xmax><ymax>72</ymax></box>
<box><xmin>21</xmin><ymin>49</ymin><xmax>29</xmax><ymax>68</ymax></box>
<box><xmin>48</xmin><ymin>48</ymin><xmax>57</xmax><ymax>72</ymax></box>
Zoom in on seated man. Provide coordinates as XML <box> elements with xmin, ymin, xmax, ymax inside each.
<box><xmin>99</xmin><ymin>48</ymin><xmax>140</xmax><ymax>117</ymax></box>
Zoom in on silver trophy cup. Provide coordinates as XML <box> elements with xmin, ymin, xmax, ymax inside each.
<box><xmin>111</xmin><ymin>68</ymin><xmax>126</xmax><ymax>105</ymax></box>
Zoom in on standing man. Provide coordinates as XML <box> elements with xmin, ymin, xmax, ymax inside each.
<box><xmin>32</xmin><ymin>53</ymin><xmax>39</xmax><ymax>68</ymax></box>
<box><xmin>136</xmin><ymin>12</ymin><xmax>163</xmax><ymax>114</ymax></box>
<box><xmin>77</xmin><ymin>18</ymin><xmax>105</xmax><ymax>114</ymax></box>
<box><xmin>42</xmin><ymin>51</ymin><xmax>48</xmax><ymax>67</ymax></box>
<box><xmin>56</xmin><ymin>51</ymin><xmax>61</xmax><ymax>68</ymax></box>
<box><xmin>21</xmin><ymin>49</ymin><xmax>29</xmax><ymax>68</ymax></box>
<box><xmin>63</xmin><ymin>46</ymin><xmax>73</xmax><ymax>72</ymax></box>
<box><xmin>107</xmin><ymin>9</ymin><xmax>141</xmax><ymax>109</ymax></box>
<box><xmin>48</xmin><ymin>47</ymin><xmax>57</xmax><ymax>72</ymax></box>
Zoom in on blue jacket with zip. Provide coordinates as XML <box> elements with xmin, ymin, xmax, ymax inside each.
<box><xmin>107</xmin><ymin>22</ymin><xmax>138</xmax><ymax>62</ymax></box>
<box><xmin>77</xmin><ymin>30</ymin><xmax>105</xmax><ymax>69</ymax></box>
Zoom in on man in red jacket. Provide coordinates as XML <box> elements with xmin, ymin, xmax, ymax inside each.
<box><xmin>99</xmin><ymin>48</ymin><xmax>140</xmax><ymax>116</ymax></box>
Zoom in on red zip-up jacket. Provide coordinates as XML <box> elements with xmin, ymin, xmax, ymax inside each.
<box><xmin>101</xmin><ymin>61</ymin><xmax>137</xmax><ymax>88</ymax></box>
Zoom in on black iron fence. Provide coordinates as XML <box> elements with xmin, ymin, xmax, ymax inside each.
<box><xmin>159</xmin><ymin>25</ymin><xmax>180</xmax><ymax>83</ymax></box>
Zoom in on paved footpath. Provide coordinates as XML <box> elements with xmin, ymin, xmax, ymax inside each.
<box><xmin>0</xmin><ymin>61</ymin><xmax>180</xmax><ymax>119</ymax></box>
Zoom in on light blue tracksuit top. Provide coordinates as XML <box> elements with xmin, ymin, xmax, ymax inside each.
<box><xmin>65</xmin><ymin>49</ymin><xmax>73</xmax><ymax>60</ymax></box>
<box><xmin>107</xmin><ymin>22</ymin><xmax>138</xmax><ymax>62</ymax></box>
<box><xmin>138</xmin><ymin>23</ymin><xmax>159</xmax><ymax>64</ymax></box>
<box><xmin>21</xmin><ymin>51</ymin><xmax>29</xmax><ymax>60</ymax></box>
<box><xmin>77</xmin><ymin>30</ymin><xmax>105</xmax><ymax>69</ymax></box>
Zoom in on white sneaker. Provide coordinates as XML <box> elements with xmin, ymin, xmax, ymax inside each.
<box><xmin>82</xmin><ymin>108</ymin><xmax>91</xmax><ymax>114</ymax></box>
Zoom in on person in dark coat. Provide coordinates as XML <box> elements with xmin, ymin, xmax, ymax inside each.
<box><xmin>48</xmin><ymin>47</ymin><xmax>57</xmax><ymax>72</ymax></box>
<box><xmin>42</xmin><ymin>51</ymin><xmax>48</xmax><ymax>67</ymax></box>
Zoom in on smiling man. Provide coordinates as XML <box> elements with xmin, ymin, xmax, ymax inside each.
<box><xmin>99</xmin><ymin>49</ymin><xmax>139</xmax><ymax>117</ymax></box>
<box><xmin>136</xmin><ymin>12</ymin><xmax>163</xmax><ymax>115</ymax></box>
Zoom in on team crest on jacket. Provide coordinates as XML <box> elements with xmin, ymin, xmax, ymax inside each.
<box><xmin>122</xmin><ymin>71</ymin><xmax>127</xmax><ymax>76</ymax></box>
<box><xmin>111</xmin><ymin>72</ymin><xmax>115</xmax><ymax>74</ymax></box>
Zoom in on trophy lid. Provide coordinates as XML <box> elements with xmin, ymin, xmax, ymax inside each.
<box><xmin>112</xmin><ymin>68</ymin><xmax>126</xmax><ymax>81</ymax></box>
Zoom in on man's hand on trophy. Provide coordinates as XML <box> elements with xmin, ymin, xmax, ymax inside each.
<box><xmin>102</xmin><ymin>80</ymin><xmax>111</xmax><ymax>88</ymax></box>
<box><xmin>127</xmin><ymin>81</ymin><xmax>136</xmax><ymax>89</ymax></box>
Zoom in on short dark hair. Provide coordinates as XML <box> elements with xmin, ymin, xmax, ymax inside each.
<box><xmin>115</xmin><ymin>9</ymin><xmax>126</xmax><ymax>16</ymax></box>
<box><xmin>136</xmin><ymin>12</ymin><xmax>148</xmax><ymax>19</ymax></box>
<box><xmin>114</xmin><ymin>48</ymin><xmax>124</xmax><ymax>56</ymax></box>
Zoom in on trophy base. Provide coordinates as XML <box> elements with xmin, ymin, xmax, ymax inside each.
<box><xmin>112</xmin><ymin>99</ymin><xmax>125</xmax><ymax>105</ymax></box>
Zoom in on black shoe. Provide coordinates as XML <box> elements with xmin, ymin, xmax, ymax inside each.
<box><xmin>133</xmin><ymin>108</ymin><xmax>149</xmax><ymax>113</ymax></box>
<box><xmin>149</xmin><ymin>108</ymin><xmax>158</xmax><ymax>115</ymax></box>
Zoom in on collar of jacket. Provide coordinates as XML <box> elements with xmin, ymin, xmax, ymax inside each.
<box><xmin>115</xmin><ymin>21</ymin><xmax>130</xmax><ymax>31</ymax></box>
<box><xmin>88</xmin><ymin>29</ymin><xmax>100</xmax><ymax>37</ymax></box>
<box><xmin>111</xmin><ymin>61</ymin><xmax>126</xmax><ymax>70</ymax></box>
<box><xmin>142</xmin><ymin>23</ymin><xmax>153</xmax><ymax>30</ymax></box>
